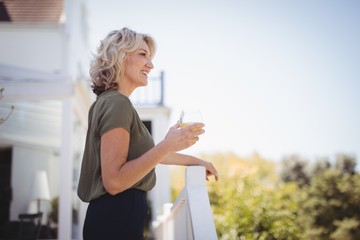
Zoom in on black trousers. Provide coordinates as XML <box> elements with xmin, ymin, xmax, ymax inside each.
<box><xmin>83</xmin><ymin>188</ymin><xmax>147</xmax><ymax>240</ymax></box>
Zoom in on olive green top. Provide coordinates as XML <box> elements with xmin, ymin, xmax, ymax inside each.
<box><xmin>77</xmin><ymin>90</ymin><xmax>156</xmax><ymax>202</ymax></box>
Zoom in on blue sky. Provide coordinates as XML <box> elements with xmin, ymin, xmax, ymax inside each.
<box><xmin>88</xmin><ymin>0</ymin><xmax>360</xmax><ymax>162</ymax></box>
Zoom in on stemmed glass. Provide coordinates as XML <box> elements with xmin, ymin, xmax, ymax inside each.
<box><xmin>179</xmin><ymin>109</ymin><xmax>203</xmax><ymax>129</ymax></box>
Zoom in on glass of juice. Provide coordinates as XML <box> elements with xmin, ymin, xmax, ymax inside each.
<box><xmin>179</xmin><ymin>109</ymin><xmax>203</xmax><ymax>130</ymax></box>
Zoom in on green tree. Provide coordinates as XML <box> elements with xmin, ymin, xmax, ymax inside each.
<box><xmin>202</xmin><ymin>152</ymin><xmax>303</xmax><ymax>240</ymax></box>
<box><xmin>311</xmin><ymin>157</ymin><xmax>331</xmax><ymax>176</ymax></box>
<box><xmin>280</xmin><ymin>155</ymin><xmax>310</xmax><ymax>188</ymax></box>
<box><xmin>297</xmin><ymin>167</ymin><xmax>360</xmax><ymax>240</ymax></box>
<box><xmin>334</xmin><ymin>153</ymin><xmax>357</xmax><ymax>175</ymax></box>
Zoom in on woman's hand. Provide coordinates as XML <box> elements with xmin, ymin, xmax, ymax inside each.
<box><xmin>163</xmin><ymin>122</ymin><xmax>205</xmax><ymax>152</ymax></box>
<box><xmin>161</xmin><ymin>123</ymin><xmax>218</xmax><ymax>181</ymax></box>
<box><xmin>160</xmin><ymin>152</ymin><xmax>218</xmax><ymax>181</ymax></box>
<box><xmin>200</xmin><ymin>160</ymin><xmax>218</xmax><ymax>181</ymax></box>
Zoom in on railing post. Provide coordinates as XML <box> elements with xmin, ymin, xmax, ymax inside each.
<box><xmin>153</xmin><ymin>166</ymin><xmax>218</xmax><ymax>240</ymax></box>
<box><xmin>185</xmin><ymin>166</ymin><xmax>218</xmax><ymax>240</ymax></box>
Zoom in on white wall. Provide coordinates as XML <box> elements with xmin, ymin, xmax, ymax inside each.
<box><xmin>0</xmin><ymin>1</ymin><xmax>90</xmax><ymax>78</ymax></box>
<box><xmin>10</xmin><ymin>145</ymin><xmax>58</xmax><ymax>222</ymax></box>
<box><xmin>0</xmin><ymin>24</ymin><xmax>64</xmax><ymax>73</ymax></box>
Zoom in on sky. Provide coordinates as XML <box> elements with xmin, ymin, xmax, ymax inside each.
<box><xmin>87</xmin><ymin>0</ymin><xmax>360</xmax><ymax>162</ymax></box>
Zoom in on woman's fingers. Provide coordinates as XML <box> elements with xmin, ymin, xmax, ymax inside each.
<box><xmin>203</xmin><ymin>161</ymin><xmax>218</xmax><ymax>181</ymax></box>
<box><xmin>164</xmin><ymin>122</ymin><xmax>205</xmax><ymax>152</ymax></box>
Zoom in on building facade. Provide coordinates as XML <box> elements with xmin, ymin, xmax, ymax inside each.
<box><xmin>0</xmin><ymin>1</ymin><xmax>171</xmax><ymax>239</ymax></box>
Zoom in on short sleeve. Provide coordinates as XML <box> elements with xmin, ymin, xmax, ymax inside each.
<box><xmin>98</xmin><ymin>95</ymin><xmax>133</xmax><ymax>136</ymax></box>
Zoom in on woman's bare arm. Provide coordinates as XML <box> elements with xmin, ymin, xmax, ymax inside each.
<box><xmin>101</xmin><ymin>122</ymin><xmax>205</xmax><ymax>195</ymax></box>
<box><xmin>161</xmin><ymin>152</ymin><xmax>218</xmax><ymax>181</ymax></box>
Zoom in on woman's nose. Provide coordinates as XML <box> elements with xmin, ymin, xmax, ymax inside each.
<box><xmin>146</xmin><ymin>60</ymin><xmax>154</xmax><ymax>69</ymax></box>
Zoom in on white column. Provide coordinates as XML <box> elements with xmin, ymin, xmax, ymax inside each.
<box><xmin>59</xmin><ymin>0</ymin><xmax>74</xmax><ymax>237</ymax></box>
<box><xmin>58</xmin><ymin>98</ymin><xmax>73</xmax><ymax>240</ymax></box>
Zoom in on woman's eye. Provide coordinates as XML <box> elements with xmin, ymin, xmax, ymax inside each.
<box><xmin>140</xmin><ymin>52</ymin><xmax>146</xmax><ymax>56</ymax></box>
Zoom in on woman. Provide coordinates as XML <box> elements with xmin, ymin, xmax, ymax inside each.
<box><xmin>77</xmin><ymin>28</ymin><xmax>218</xmax><ymax>240</ymax></box>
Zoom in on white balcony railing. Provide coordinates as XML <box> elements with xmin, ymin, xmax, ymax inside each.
<box><xmin>153</xmin><ymin>166</ymin><xmax>218</xmax><ymax>240</ymax></box>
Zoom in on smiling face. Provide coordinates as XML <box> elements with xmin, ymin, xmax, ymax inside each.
<box><xmin>121</xmin><ymin>40</ymin><xmax>154</xmax><ymax>95</ymax></box>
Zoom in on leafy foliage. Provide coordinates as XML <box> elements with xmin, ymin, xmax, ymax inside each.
<box><xmin>298</xmin><ymin>167</ymin><xmax>360</xmax><ymax>240</ymax></box>
<box><xmin>280</xmin><ymin>154</ymin><xmax>310</xmax><ymax>187</ymax></box>
<box><xmin>280</xmin><ymin>153</ymin><xmax>360</xmax><ymax>239</ymax></box>
<box><xmin>169</xmin><ymin>152</ymin><xmax>359</xmax><ymax>240</ymax></box>
<box><xmin>200</xmin><ymin>152</ymin><xmax>302</xmax><ymax>240</ymax></box>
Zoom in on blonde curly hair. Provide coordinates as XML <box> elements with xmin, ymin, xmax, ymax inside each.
<box><xmin>90</xmin><ymin>28</ymin><xmax>156</xmax><ymax>96</ymax></box>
